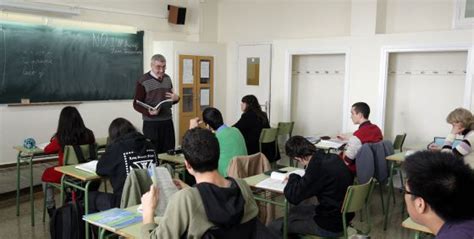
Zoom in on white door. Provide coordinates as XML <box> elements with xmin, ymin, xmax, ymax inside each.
<box><xmin>237</xmin><ymin>44</ymin><xmax>272</xmax><ymax>119</ymax></box>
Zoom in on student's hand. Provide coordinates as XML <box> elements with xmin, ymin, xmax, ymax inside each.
<box><xmin>451</xmin><ymin>123</ymin><xmax>465</xmax><ymax>135</ymax></box>
<box><xmin>189</xmin><ymin>117</ymin><xmax>201</xmax><ymax>129</ymax></box>
<box><xmin>282</xmin><ymin>175</ymin><xmax>289</xmax><ymax>183</ymax></box>
<box><xmin>428</xmin><ymin>143</ymin><xmax>441</xmax><ymax>151</ymax></box>
<box><xmin>148</xmin><ymin>108</ymin><xmax>159</xmax><ymax>116</ymax></box>
<box><xmin>166</xmin><ymin>91</ymin><xmax>179</xmax><ymax>102</ymax></box>
<box><xmin>173</xmin><ymin>179</ymin><xmax>189</xmax><ymax>190</ymax></box>
<box><xmin>141</xmin><ymin>185</ymin><xmax>159</xmax><ymax>224</ymax></box>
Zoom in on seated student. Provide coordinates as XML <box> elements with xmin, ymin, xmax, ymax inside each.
<box><xmin>268</xmin><ymin>136</ymin><xmax>354</xmax><ymax>237</ymax></box>
<box><xmin>429</xmin><ymin>107</ymin><xmax>474</xmax><ymax>168</ymax></box>
<box><xmin>337</xmin><ymin>102</ymin><xmax>383</xmax><ymax>173</ymax></box>
<box><xmin>42</xmin><ymin>106</ymin><xmax>95</xmax><ymax>216</ymax></box>
<box><xmin>189</xmin><ymin>107</ymin><xmax>248</xmax><ymax>176</ymax></box>
<box><xmin>140</xmin><ymin>128</ymin><xmax>259</xmax><ymax>238</ymax></box>
<box><xmin>233</xmin><ymin>95</ymin><xmax>279</xmax><ymax>162</ymax></box>
<box><xmin>89</xmin><ymin>118</ymin><xmax>157</xmax><ymax>212</ymax></box>
<box><xmin>403</xmin><ymin>151</ymin><xmax>474</xmax><ymax>238</ymax></box>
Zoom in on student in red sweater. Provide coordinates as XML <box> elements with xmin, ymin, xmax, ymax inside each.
<box><xmin>337</xmin><ymin>102</ymin><xmax>383</xmax><ymax>173</ymax></box>
<box><xmin>42</xmin><ymin>106</ymin><xmax>95</xmax><ymax>215</ymax></box>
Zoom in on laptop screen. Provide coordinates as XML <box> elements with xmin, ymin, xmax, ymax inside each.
<box><xmin>433</xmin><ymin>137</ymin><xmax>463</xmax><ymax>148</ymax></box>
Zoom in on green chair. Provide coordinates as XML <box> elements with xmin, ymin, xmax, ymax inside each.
<box><xmin>300</xmin><ymin>178</ymin><xmax>375</xmax><ymax>239</ymax></box>
<box><xmin>277</xmin><ymin>122</ymin><xmax>295</xmax><ymax>166</ymax></box>
<box><xmin>43</xmin><ymin>143</ymin><xmax>100</xmax><ymax>223</ymax></box>
<box><xmin>393</xmin><ymin>133</ymin><xmax>407</xmax><ymax>153</ymax></box>
<box><xmin>259</xmin><ymin>128</ymin><xmax>279</xmax><ymax>168</ymax></box>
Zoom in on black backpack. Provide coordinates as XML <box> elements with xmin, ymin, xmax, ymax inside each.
<box><xmin>50</xmin><ymin>200</ymin><xmax>85</xmax><ymax>239</ymax></box>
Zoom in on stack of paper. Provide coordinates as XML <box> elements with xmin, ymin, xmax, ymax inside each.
<box><xmin>315</xmin><ymin>139</ymin><xmax>345</xmax><ymax>149</ymax></box>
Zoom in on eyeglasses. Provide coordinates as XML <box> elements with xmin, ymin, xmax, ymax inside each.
<box><xmin>400</xmin><ymin>187</ymin><xmax>421</xmax><ymax>198</ymax></box>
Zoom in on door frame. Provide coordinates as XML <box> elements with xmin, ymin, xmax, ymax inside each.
<box><xmin>283</xmin><ymin>47</ymin><xmax>351</xmax><ymax>133</ymax></box>
<box><xmin>377</xmin><ymin>44</ymin><xmax>474</xmax><ymax>131</ymax></box>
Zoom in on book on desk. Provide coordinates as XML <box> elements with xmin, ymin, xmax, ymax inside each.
<box><xmin>256</xmin><ymin>169</ymin><xmax>305</xmax><ymax>192</ymax></box>
<box><xmin>83</xmin><ymin>208</ymin><xmax>142</xmax><ymax>232</ymax></box>
<box><xmin>75</xmin><ymin>160</ymin><xmax>98</xmax><ymax>174</ymax></box>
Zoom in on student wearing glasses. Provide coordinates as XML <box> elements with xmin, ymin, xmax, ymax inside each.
<box><xmin>268</xmin><ymin>136</ymin><xmax>354</xmax><ymax>237</ymax></box>
<box><xmin>403</xmin><ymin>151</ymin><xmax>474</xmax><ymax>238</ymax></box>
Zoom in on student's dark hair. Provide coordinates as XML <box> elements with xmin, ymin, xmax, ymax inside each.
<box><xmin>352</xmin><ymin>102</ymin><xmax>370</xmax><ymax>119</ymax></box>
<box><xmin>55</xmin><ymin>106</ymin><xmax>93</xmax><ymax>149</ymax></box>
<box><xmin>202</xmin><ymin>107</ymin><xmax>224</xmax><ymax>131</ymax></box>
<box><xmin>403</xmin><ymin>151</ymin><xmax>474</xmax><ymax>222</ymax></box>
<box><xmin>108</xmin><ymin>118</ymin><xmax>137</xmax><ymax>144</ymax></box>
<box><xmin>182</xmin><ymin>128</ymin><xmax>219</xmax><ymax>173</ymax></box>
<box><xmin>285</xmin><ymin>136</ymin><xmax>317</xmax><ymax>159</ymax></box>
<box><xmin>241</xmin><ymin>94</ymin><xmax>269</xmax><ymax>125</ymax></box>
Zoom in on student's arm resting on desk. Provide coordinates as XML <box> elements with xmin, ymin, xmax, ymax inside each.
<box><xmin>95</xmin><ymin>144</ymin><xmax>118</xmax><ymax>176</ymax></box>
<box><xmin>442</xmin><ymin>132</ymin><xmax>474</xmax><ymax>158</ymax></box>
<box><xmin>343</xmin><ymin>136</ymin><xmax>362</xmax><ymax>160</ymax></box>
<box><xmin>141</xmin><ymin>188</ymin><xmax>194</xmax><ymax>238</ymax></box>
<box><xmin>284</xmin><ymin>159</ymin><xmax>323</xmax><ymax>205</ymax></box>
<box><xmin>44</xmin><ymin>137</ymin><xmax>60</xmax><ymax>154</ymax></box>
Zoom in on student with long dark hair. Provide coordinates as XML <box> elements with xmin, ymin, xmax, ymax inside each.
<box><xmin>42</xmin><ymin>106</ymin><xmax>95</xmax><ymax>215</ymax></box>
<box><xmin>234</xmin><ymin>95</ymin><xmax>279</xmax><ymax>162</ymax></box>
<box><xmin>89</xmin><ymin>118</ymin><xmax>157</xmax><ymax>212</ymax></box>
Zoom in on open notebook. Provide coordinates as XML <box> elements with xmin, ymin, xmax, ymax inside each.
<box><xmin>255</xmin><ymin>169</ymin><xmax>305</xmax><ymax>192</ymax></box>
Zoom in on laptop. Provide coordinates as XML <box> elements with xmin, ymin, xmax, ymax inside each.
<box><xmin>432</xmin><ymin>136</ymin><xmax>463</xmax><ymax>148</ymax></box>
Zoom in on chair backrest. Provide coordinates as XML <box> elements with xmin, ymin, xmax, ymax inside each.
<box><xmin>259</xmin><ymin>128</ymin><xmax>278</xmax><ymax>144</ymax></box>
<box><xmin>277</xmin><ymin>122</ymin><xmax>294</xmax><ymax>137</ymax></box>
<box><xmin>341</xmin><ymin>178</ymin><xmax>374</xmax><ymax>238</ymax></box>
<box><xmin>120</xmin><ymin>168</ymin><xmax>153</xmax><ymax>208</ymax></box>
<box><xmin>227</xmin><ymin>153</ymin><xmax>271</xmax><ymax>178</ymax></box>
<box><xmin>393</xmin><ymin>134</ymin><xmax>407</xmax><ymax>152</ymax></box>
<box><xmin>342</xmin><ymin>178</ymin><xmax>374</xmax><ymax>213</ymax></box>
<box><xmin>63</xmin><ymin>143</ymin><xmax>98</xmax><ymax>165</ymax></box>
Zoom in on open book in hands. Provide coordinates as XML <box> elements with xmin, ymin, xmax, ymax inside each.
<box><xmin>256</xmin><ymin>169</ymin><xmax>305</xmax><ymax>192</ymax></box>
<box><xmin>137</xmin><ymin>164</ymin><xmax>179</xmax><ymax>216</ymax></box>
<box><xmin>136</xmin><ymin>99</ymin><xmax>174</xmax><ymax>111</ymax></box>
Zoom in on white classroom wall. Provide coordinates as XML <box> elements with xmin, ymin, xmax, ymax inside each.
<box><xmin>291</xmin><ymin>54</ymin><xmax>346</xmax><ymax>137</ymax></box>
<box><xmin>385</xmin><ymin>51</ymin><xmax>468</xmax><ymax>147</ymax></box>
<box><xmin>217</xmin><ymin>0</ymin><xmax>474</xmax><ymax>137</ymax></box>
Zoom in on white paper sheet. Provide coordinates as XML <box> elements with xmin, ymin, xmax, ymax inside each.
<box><xmin>183</xmin><ymin>59</ymin><xmax>193</xmax><ymax>84</ymax></box>
<box><xmin>200</xmin><ymin>89</ymin><xmax>210</xmax><ymax>106</ymax></box>
<box><xmin>200</xmin><ymin>61</ymin><xmax>210</xmax><ymax>78</ymax></box>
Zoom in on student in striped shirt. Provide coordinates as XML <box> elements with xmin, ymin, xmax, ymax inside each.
<box><xmin>430</xmin><ymin>108</ymin><xmax>474</xmax><ymax>168</ymax></box>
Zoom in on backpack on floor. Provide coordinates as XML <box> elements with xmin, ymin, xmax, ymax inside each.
<box><xmin>50</xmin><ymin>199</ymin><xmax>85</xmax><ymax>239</ymax></box>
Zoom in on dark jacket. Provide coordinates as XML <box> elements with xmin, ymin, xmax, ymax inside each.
<box><xmin>284</xmin><ymin>151</ymin><xmax>354</xmax><ymax>233</ymax></box>
<box><xmin>96</xmin><ymin>132</ymin><xmax>157</xmax><ymax>202</ymax></box>
<box><xmin>233</xmin><ymin>111</ymin><xmax>280</xmax><ymax>162</ymax></box>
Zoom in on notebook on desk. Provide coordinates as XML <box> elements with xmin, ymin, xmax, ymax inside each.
<box><xmin>433</xmin><ymin>137</ymin><xmax>463</xmax><ymax>148</ymax></box>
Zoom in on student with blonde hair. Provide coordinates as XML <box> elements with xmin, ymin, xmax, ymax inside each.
<box><xmin>430</xmin><ymin>107</ymin><xmax>474</xmax><ymax>168</ymax></box>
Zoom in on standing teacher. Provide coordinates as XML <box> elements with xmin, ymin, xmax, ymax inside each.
<box><xmin>133</xmin><ymin>54</ymin><xmax>180</xmax><ymax>153</ymax></box>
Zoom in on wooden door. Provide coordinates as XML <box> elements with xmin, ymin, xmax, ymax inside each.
<box><xmin>178</xmin><ymin>55</ymin><xmax>214</xmax><ymax>143</ymax></box>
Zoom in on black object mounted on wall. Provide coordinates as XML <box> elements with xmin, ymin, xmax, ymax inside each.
<box><xmin>168</xmin><ymin>5</ymin><xmax>186</xmax><ymax>25</ymax></box>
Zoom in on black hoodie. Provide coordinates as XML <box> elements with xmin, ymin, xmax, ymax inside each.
<box><xmin>96</xmin><ymin>132</ymin><xmax>157</xmax><ymax>201</ymax></box>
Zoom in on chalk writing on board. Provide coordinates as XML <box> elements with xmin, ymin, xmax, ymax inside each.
<box><xmin>92</xmin><ymin>32</ymin><xmax>141</xmax><ymax>55</ymax></box>
<box><xmin>20</xmin><ymin>49</ymin><xmax>53</xmax><ymax>78</ymax></box>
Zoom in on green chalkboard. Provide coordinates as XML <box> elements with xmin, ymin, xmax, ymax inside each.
<box><xmin>0</xmin><ymin>22</ymin><xmax>144</xmax><ymax>104</ymax></box>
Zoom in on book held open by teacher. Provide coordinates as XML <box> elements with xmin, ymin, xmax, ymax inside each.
<box><xmin>136</xmin><ymin>99</ymin><xmax>174</xmax><ymax>111</ymax></box>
